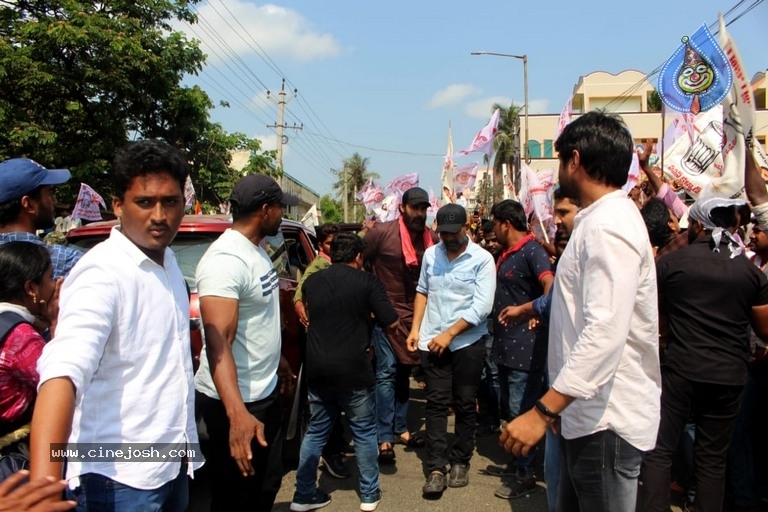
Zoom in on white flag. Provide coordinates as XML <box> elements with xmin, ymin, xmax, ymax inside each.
<box><xmin>71</xmin><ymin>183</ymin><xmax>107</xmax><ymax>221</ymax></box>
<box><xmin>454</xmin><ymin>108</ymin><xmax>500</xmax><ymax>157</ymax></box>
<box><xmin>300</xmin><ymin>204</ymin><xmax>318</xmax><ymax>229</ymax></box>
<box><xmin>554</xmin><ymin>97</ymin><xmax>573</xmax><ymax>140</ymax></box>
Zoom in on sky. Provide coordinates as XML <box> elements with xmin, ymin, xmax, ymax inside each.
<box><xmin>175</xmin><ymin>0</ymin><xmax>768</xmax><ymax>198</ymax></box>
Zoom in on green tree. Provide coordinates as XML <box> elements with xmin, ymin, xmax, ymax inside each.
<box><xmin>331</xmin><ymin>153</ymin><xmax>379</xmax><ymax>221</ymax></box>
<box><xmin>647</xmin><ymin>90</ymin><xmax>663</xmax><ymax>112</ymax></box>
<box><xmin>474</xmin><ymin>176</ymin><xmax>503</xmax><ymax>216</ymax></box>
<box><xmin>489</xmin><ymin>102</ymin><xmax>522</xmax><ymax>200</ymax></box>
<box><xmin>319</xmin><ymin>194</ymin><xmax>342</xmax><ymax>223</ymax></box>
<box><xmin>0</xmin><ymin>0</ymin><xmax>219</xmax><ymax>202</ymax></box>
<box><xmin>190</xmin><ymin>122</ymin><xmax>279</xmax><ymax>210</ymax></box>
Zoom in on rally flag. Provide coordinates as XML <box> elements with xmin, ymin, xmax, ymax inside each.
<box><xmin>658</xmin><ymin>23</ymin><xmax>732</xmax><ymax>114</ymax></box>
<box><xmin>519</xmin><ymin>164</ymin><xmax>555</xmax><ymax>243</ymax></box>
<box><xmin>441</xmin><ymin>123</ymin><xmax>455</xmax><ymax>205</ymax></box>
<box><xmin>357</xmin><ymin>179</ymin><xmax>385</xmax><ymax>213</ymax></box>
<box><xmin>427</xmin><ymin>188</ymin><xmax>441</xmax><ymax>219</ymax></box>
<box><xmin>301</xmin><ymin>204</ymin><xmax>319</xmax><ymax>229</ymax></box>
<box><xmin>384</xmin><ymin>173</ymin><xmax>419</xmax><ymax>195</ymax></box>
<box><xmin>454</xmin><ymin>108</ymin><xmax>500</xmax><ymax>157</ymax></box>
<box><xmin>621</xmin><ymin>153</ymin><xmax>642</xmax><ymax>195</ymax></box>
<box><xmin>194</xmin><ymin>200</ymin><xmax>202</xmax><ymax>215</ymax></box>
<box><xmin>502</xmin><ymin>163</ymin><xmax>517</xmax><ymax>200</ymax></box>
<box><xmin>662</xmin><ymin>15</ymin><xmax>756</xmax><ymax>200</ymax></box>
<box><xmin>554</xmin><ymin>97</ymin><xmax>573</xmax><ymax>140</ymax></box>
<box><xmin>374</xmin><ymin>193</ymin><xmax>401</xmax><ymax>222</ymax></box>
<box><xmin>660</xmin><ymin>106</ymin><xmax>697</xmax><ymax>157</ymax></box>
<box><xmin>71</xmin><ymin>183</ymin><xmax>107</xmax><ymax>221</ymax></box>
<box><xmin>452</xmin><ymin>163</ymin><xmax>480</xmax><ymax>196</ymax></box>
<box><xmin>184</xmin><ymin>175</ymin><xmax>195</xmax><ymax>208</ymax></box>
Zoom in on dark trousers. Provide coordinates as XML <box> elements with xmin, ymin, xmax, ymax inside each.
<box><xmin>557</xmin><ymin>429</ymin><xmax>643</xmax><ymax>512</ymax></box>
<box><xmin>197</xmin><ymin>389</ymin><xmax>284</xmax><ymax>512</ymax></box>
<box><xmin>420</xmin><ymin>339</ymin><xmax>485</xmax><ymax>473</ymax></box>
<box><xmin>639</xmin><ymin>367</ymin><xmax>744</xmax><ymax>512</ymax></box>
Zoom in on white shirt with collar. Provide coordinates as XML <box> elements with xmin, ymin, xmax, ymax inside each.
<box><xmin>549</xmin><ymin>189</ymin><xmax>661</xmax><ymax>451</ymax></box>
<box><xmin>37</xmin><ymin>226</ymin><xmax>201</xmax><ymax>489</ymax></box>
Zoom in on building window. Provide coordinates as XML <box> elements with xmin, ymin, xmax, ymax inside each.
<box><xmin>528</xmin><ymin>140</ymin><xmax>541</xmax><ymax>158</ymax></box>
<box><xmin>543</xmin><ymin>140</ymin><xmax>553</xmax><ymax>158</ymax></box>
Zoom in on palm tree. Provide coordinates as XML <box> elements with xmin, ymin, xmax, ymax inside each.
<box><xmin>488</xmin><ymin>102</ymin><xmax>522</xmax><ymax>200</ymax></box>
<box><xmin>331</xmin><ymin>153</ymin><xmax>380</xmax><ymax>221</ymax></box>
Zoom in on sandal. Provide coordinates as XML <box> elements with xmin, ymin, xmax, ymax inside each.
<box><xmin>378</xmin><ymin>443</ymin><xmax>396</xmax><ymax>463</ymax></box>
<box><xmin>396</xmin><ymin>433</ymin><xmax>425</xmax><ymax>448</ymax></box>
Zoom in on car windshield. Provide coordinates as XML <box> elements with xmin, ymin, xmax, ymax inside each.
<box><xmin>70</xmin><ymin>230</ymin><xmax>292</xmax><ymax>291</ymax></box>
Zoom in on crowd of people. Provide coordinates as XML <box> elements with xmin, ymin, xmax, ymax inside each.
<box><xmin>0</xmin><ymin>110</ymin><xmax>767</xmax><ymax>512</ymax></box>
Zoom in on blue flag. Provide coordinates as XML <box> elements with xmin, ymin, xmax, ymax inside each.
<box><xmin>658</xmin><ymin>23</ymin><xmax>732</xmax><ymax>114</ymax></box>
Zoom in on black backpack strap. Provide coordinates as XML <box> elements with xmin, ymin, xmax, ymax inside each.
<box><xmin>0</xmin><ymin>311</ymin><xmax>27</xmax><ymax>350</ymax></box>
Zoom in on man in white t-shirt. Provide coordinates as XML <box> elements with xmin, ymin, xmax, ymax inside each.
<box><xmin>194</xmin><ymin>173</ymin><xmax>299</xmax><ymax>511</ymax></box>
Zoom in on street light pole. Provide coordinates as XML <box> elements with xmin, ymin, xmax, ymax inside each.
<box><xmin>470</xmin><ymin>51</ymin><xmax>530</xmax><ymax>164</ymax></box>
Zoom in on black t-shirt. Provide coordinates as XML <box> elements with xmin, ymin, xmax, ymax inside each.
<box><xmin>302</xmin><ymin>264</ymin><xmax>398</xmax><ymax>390</ymax></box>
<box><xmin>657</xmin><ymin>235</ymin><xmax>768</xmax><ymax>385</ymax></box>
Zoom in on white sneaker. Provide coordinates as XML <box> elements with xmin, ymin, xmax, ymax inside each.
<box><xmin>360</xmin><ymin>490</ymin><xmax>382</xmax><ymax>511</ymax></box>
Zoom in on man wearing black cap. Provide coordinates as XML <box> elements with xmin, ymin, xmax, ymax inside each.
<box><xmin>194</xmin><ymin>173</ymin><xmax>299</xmax><ymax>510</ymax></box>
<box><xmin>362</xmin><ymin>187</ymin><xmax>438</xmax><ymax>462</ymax></box>
<box><xmin>406</xmin><ymin>203</ymin><xmax>496</xmax><ymax>498</ymax></box>
<box><xmin>0</xmin><ymin>158</ymin><xmax>82</xmax><ymax>278</ymax></box>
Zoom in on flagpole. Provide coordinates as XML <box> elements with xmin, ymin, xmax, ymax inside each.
<box><xmin>660</xmin><ymin>106</ymin><xmax>666</xmax><ymax>171</ymax></box>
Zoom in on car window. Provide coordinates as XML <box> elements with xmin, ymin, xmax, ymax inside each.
<box><xmin>170</xmin><ymin>235</ymin><xmax>219</xmax><ymax>290</ymax></box>
<box><xmin>261</xmin><ymin>232</ymin><xmax>292</xmax><ymax>279</ymax></box>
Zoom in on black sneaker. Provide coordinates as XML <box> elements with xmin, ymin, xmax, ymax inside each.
<box><xmin>448</xmin><ymin>463</ymin><xmax>469</xmax><ymax>488</ymax></box>
<box><xmin>482</xmin><ymin>463</ymin><xmax>516</xmax><ymax>477</ymax></box>
<box><xmin>422</xmin><ymin>471</ymin><xmax>447</xmax><ymax>499</ymax></box>
<box><xmin>494</xmin><ymin>476</ymin><xmax>537</xmax><ymax>499</ymax></box>
<box><xmin>290</xmin><ymin>489</ymin><xmax>332</xmax><ymax>511</ymax></box>
<box><xmin>320</xmin><ymin>455</ymin><xmax>351</xmax><ymax>479</ymax></box>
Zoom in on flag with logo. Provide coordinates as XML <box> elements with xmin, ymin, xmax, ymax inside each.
<box><xmin>658</xmin><ymin>23</ymin><xmax>733</xmax><ymax>114</ymax></box>
<box><xmin>357</xmin><ymin>179</ymin><xmax>386</xmax><ymax>213</ymax></box>
<box><xmin>428</xmin><ymin>188</ymin><xmax>441</xmax><ymax>218</ymax></box>
<box><xmin>452</xmin><ymin>163</ymin><xmax>480</xmax><ymax>196</ymax></box>
<box><xmin>519</xmin><ymin>164</ymin><xmax>555</xmax><ymax>243</ymax></box>
<box><xmin>384</xmin><ymin>173</ymin><xmax>419</xmax><ymax>195</ymax></box>
<box><xmin>454</xmin><ymin>108</ymin><xmax>500</xmax><ymax>157</ymax></box>
<box><xmin>184</xmin><ymin>175</ymin><xmax>195</xmax><ymax>208</ymax></box>
<box><xmin>554</xmin><ymin>97</ymin><xmax>573</xmax><ymax>140</ymax></box>
<box><xmin>71</xmin><ymin>183</ymin><xmax>107</xmax><ymax>221</ymax></box>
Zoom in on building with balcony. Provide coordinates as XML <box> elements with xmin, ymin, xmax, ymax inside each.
<box><xmin>522</xmin><ymin>69</ymin><xmax>768</xmax><ymax>173</ymax></box>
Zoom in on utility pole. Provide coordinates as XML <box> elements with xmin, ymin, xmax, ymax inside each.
<box><xmin>267</xmin><ymin>79</ymin><xmax>303</xmax><ymax>172</ymax></box>
<box><xmin>343</xmin><ymin>164</ymin><xmax>349</xmax><ymax>222</ymax></box>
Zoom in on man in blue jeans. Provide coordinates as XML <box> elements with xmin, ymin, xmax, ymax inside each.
<box><xmin>490</xmin><ymin>199</ymin><xmax>553</xmax><ymax>499</ymax></box>
<box><xmin>500</xmin><ymin>112</ymin><xmax>661</xmax><ymax>511</ymax></box>
<box><xmin>291</xmin><ymin>233</ymin><xmax>398</xmax><ymax>512</ymax></box>
<box><xmin>362</xmin><ymin>188</ymin><xmax>438</xmax><ymax>462</ymax></box>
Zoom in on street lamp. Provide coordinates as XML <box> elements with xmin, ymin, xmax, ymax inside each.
<box><xmin>470</xmin><ymin>51</ymin><xmax>529</xmax><ymax>165</ymax></box>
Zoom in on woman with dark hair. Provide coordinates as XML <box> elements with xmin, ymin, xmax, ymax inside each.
<box><xmin>0</xmin><ymin>241</ymin><xmax>60</xmax><ymax>481</ymax></box>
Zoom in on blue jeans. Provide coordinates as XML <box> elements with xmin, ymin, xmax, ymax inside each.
<box><xmin>557</xmin><ymin>429</ymin><xmax>643</xmax><ymax>512</ymax></box>
<box><xmin>295</xmin><ymin>387</ymin><xmax>379</xmax><ymax>500</ymax></box>
<box><xmin>372</xmin><ymin>326</ymin><xmax>409</xmax><ymax>443</ymax></box>
<box><xmin>478</xmin><ymin>333</ymin><xmax>500</xmax><ymax>428</ymax></box>
<box><xmin>65</xmin><ymin>465</ymin><xmax>188</xmax><ymax>512</ymax></box>
<box><xmin>544</xmin><ymin>428</ymin><xmax>561</xmax><ymax>512</ymax></box>
<box><xmin>498</xmin><ymin>365</ymin><xmax>544</xmax><ymax>477</ymax></box>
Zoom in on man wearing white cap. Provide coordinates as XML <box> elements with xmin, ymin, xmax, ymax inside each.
<box><xmin>640</xmin><ymin>193</ymin><xmax>768</xmax><ymax>512</ymax></box>
<box><xmin>0</xmin><ymin>158</ymin><xmax>82</xmax><ymax>278</ymax></box>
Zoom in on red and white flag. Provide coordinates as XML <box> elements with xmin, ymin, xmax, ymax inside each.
<box><xmin>184</xmin><ymin>175</ymin><xmax>195</xmax><ymax>208</ymax></box>
<box><xmin>71</xmin><ymin>183</ymin><xmax>107</xmax><ymax>221</ymax></box>
<box><xmin>384</xmin><ymin>172</ymin><xmax>419</xmax><ymax>195</ymax></box>
<box><xmin>519</xmin><ymin>164</ymin><xmax>555</xmax><ymax>242</ymax></box>
<box><xmin>454</xmin><ymin>108</ymin><xmax>500</xmax><ymax>157</ymax></box>
<box><xmin>452</xmin><ymin>163</ymin><xmax>479</xmax><ymax>195</ymax></box>
<box><xmin>554</xmin><ymin>97</ymin><xmax>573</xmax><ymax>140</ymax></box>
<box><xmin>357</xmin><ymin>179</ymin><xmax>386</xmax><ymax>213</ymax></box>
<box><xmin>428</xmin><ymin>188</ymin><xmax>441</xmax><ymax>218</ymax></box>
